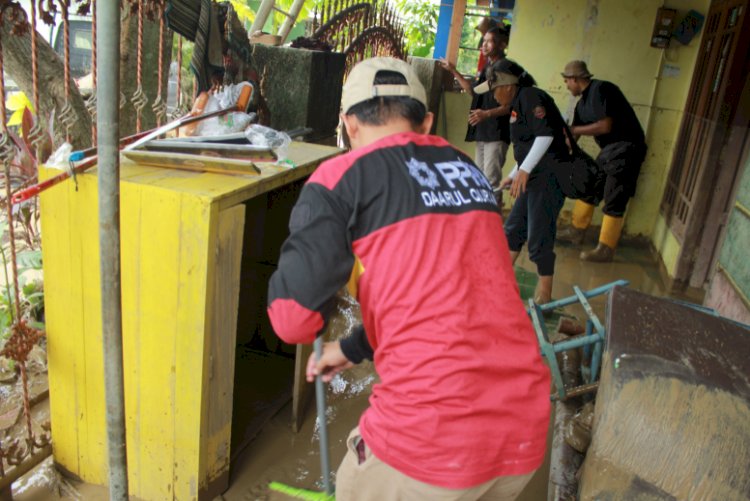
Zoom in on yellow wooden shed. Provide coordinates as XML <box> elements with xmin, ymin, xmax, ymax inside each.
<box><xmin>39</xmin><ymin>142</ymin><xmax>340</xmax><ymax>500</ymax></box>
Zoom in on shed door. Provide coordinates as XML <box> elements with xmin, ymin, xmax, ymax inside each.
<box><xmin>660</xmin><ymin>0</ymin><xmax>750</xmax><ymax>285</ymax></box>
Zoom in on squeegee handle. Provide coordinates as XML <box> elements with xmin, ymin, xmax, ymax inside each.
<box><xmin>314</xmin><ymin>337</ymin><xmax>333</xmax><ymax>496</ymax></box>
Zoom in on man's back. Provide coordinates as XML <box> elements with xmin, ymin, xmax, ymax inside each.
<box><xmin>575</xmin><ymin>79</ymin><xmax>645</xmax><ymax>148</ymax></box>
<box><xmin>270</xmin><ymin>130</ymin><xmax>550</xmax><ymax>488</ymax></box>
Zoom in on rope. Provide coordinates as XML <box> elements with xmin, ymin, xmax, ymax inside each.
<box><xmin>88</xmin><ymin>0</ymin><xmax>97</xmax><ymax>143</ymax></box>
<box><xmin>29</xmin><ymin>0</ymin><xmax>39</xmax><ymax>113</ymax></box>
<box><xmin>174</xmin><ymin>36</ymin><xmax>183</xmax><ymax>120</ymax></box>
<box><xmin>58</xmin><ymin>1</ymin><xmax>75</xmax><ymax>142</ymax></box>
<box><xmin>27</xmin><ymin>0</ymin><xmax>44</xmax><ymax>154</ymax></box>
<box><xmin>0</xmin><ymin>38</ymin><xmax>6</xmax><ymax>134</ymax></box>
<box><xmin>133</xmin><ymin>0</ymin><xmax>146</xmax><ymax>132</ymax></box>
<box><xmin>152</xmin><ymin>2</ymin><xmax>167</xmax><ymax>126</ymax></box>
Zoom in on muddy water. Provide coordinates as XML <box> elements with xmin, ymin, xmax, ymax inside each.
<box><xmin>12</xmin><ymin>244</ymin><xmax>668</xmax><ymax>500</ymax></box>
<box><xmin>220</xmin><ymin>278</ymin><xmax>568</xmax><ymax>501</ymax></box>
<box><xmin>222</xmin><ymin>286</ymin><xmax>550</xmax><ymax>501</ymax></box>
<box><xmin>223</xmin><ymin>291</ymin><xmax>375</xmax><ymax>500</ymax></box>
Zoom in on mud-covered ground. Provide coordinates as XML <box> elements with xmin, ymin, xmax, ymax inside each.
<box><xmin>11</xmin><ymin>245</ymin><xmax>670</xmax><ymax>500</ymax></box>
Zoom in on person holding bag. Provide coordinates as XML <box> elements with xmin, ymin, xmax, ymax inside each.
<box><xmin>476</xmin><ymin>59</ymin><xmax>568</xmax><ymax>304</ymax></box>
<box><xmin>557</xmin><ymin>60</ymin><xmax>648</xmax><ymax>262</ymax></box>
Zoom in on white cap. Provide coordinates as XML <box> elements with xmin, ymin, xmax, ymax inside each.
<box><xmin>474</xmin><ymin>72</ymin><xmax>519</xmax><ymax>94</ymax></box>
<box><xmin>341</xmin><ymin>57</ymin><xmax>428</xmax><ymax>113</ymax></box>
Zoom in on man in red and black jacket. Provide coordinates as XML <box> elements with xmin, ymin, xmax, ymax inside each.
<box><xmin>267</xmin><ymin>57</ymin><xmax>550</xmax><ymax>501</ymax></box>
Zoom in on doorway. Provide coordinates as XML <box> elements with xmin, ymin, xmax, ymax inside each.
<box><xmin>660</xmin><ymin>0</ymin><xmax>750</xmax><ymax>288</ymax></box>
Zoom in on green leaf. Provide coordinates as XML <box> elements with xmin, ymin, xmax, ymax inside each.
<box><xmin>0</xmin><ymin>314</ymin><xmax>11</xmax><ymax>338</ymax></box>
<box><xmin>24</xmin><ymin>292</ymin><xmax>45</xmax><ymax>303</ymax></box>
<box><xmin>394</xmin><ymin>0</ymin><xmax>438</xmax><ymax>56</ymax></box>
<box><xmin>16</xmin><ymin>250</ymin><xmax>42</xmax><ymax>270</ymax></box>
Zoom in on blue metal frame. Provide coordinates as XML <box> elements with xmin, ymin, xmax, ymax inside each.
<box><xmin>527</xmin><ymin>280</ymin><xmax>629</xmax><ymax>400</ymax></box>
<box><xmin>433</xmin><ymin>0</ymin><xmax>454</xmax><ymax>60</ymax></box>
<box><xmin>528</xmin><ymin>280</ymin><xmax>749</xmax><ymax>401</ymax></box>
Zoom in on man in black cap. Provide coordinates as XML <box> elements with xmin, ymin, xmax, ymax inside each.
<box><xmin>558</xmin><ymin>60</ymin><xmax>647</xmax><ymax>262</ymax></box>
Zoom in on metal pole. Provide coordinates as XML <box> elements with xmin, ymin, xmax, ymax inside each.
<box><xmin>313</xmin><ymin>338</ymin><xmax>333</xmax><ymax>495</ymax></box>
<box><xmin>249</xmin><ymin>0</ymin><xmax>276</xmax><ymax>36</ymax></box>
<box><xmin>97</xmin><ymin>1</ymin><xmax>129</xmax><ymax>499</ymax></box>
<box><xmin>277</xmin><ymin>0</ymin><xmax>306</xmax><ymax>43</ymax></box>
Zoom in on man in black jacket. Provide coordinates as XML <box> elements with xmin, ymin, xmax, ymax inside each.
<box><xmin>557</xmin><ymin>60</ymin><xmax>647</xmax><ymax>262</ymax></box>
<box><xmin>439</xmin><ymin>27</ymin><xmax>511</xmax><ymax>203</ymax></box>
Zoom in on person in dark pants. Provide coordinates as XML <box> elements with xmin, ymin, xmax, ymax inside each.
<box><xmin>476</xmin><ymin>59</ymin><xmax>568</xmax><ymax>304</ymax></box>
<box><xmin>440</xmin><ymin>27</ymin><xmax>510</xmax><ymax>202</ymax></box>
<box><xmin>557</xmin><ymin>60</ymin><xmax>647</xmax><ymax>262</ymax></box>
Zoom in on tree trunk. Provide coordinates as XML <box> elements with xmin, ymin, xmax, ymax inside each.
<box><xmin>2</xmin><ymin>7</ymin><xmax>173</xmax><ymax>150</ymax></box>
<box><xmin>1</xmin><ymin>20</ymin><xmax>92</xmax><ymax>151</ymax></box>
<box><xmin>118</xmin><ymin>8</ymin><xmax>173</xmax><ymax>137</ymax></box>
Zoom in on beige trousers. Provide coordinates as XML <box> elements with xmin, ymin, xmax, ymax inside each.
<box><xmin>335</xmin><ymin>428</ymin><xmax>535</xmax><ymax>501</ymax></box>
<box><xmin>475</xmin><ymin>141</ymin><xmax>509</xmax><ymax>191</ymax></box>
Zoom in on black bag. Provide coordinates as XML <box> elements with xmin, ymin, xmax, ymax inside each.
<box><xmin>556</xmin><ymin>125</ymin><xmax>601</xmax><ymax>199</ymax></box>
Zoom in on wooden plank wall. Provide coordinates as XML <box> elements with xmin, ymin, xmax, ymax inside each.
<box><xmin>706</xmin><ymin>155</ymin><xmax>750</xmax><ymax>325</ymax></box>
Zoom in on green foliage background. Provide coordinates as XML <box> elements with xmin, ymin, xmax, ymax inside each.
<box><xmin>393</xmin><ymin>0</ymin><xmax>439</xmax><ymax>58</ymax></box>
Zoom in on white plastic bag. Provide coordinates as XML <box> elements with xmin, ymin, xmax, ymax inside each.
<box><xmin>193</xmin><ymin>82</ymin><xmax>257</xmax><ymax>136</ymax></box>
<box><xmin>47</xmin><ymin>142</ymin><xmax>73</xmax><ymax>170</ymax></box>
<box><xmin>215</xmin><ymin>81</ymin><xmax>254</xmax><ymax>111</ymax></box>
<box><xmin>244</xmin><ymin>124</ymin><xmax>292</xmax><ymax>162</ymax></box>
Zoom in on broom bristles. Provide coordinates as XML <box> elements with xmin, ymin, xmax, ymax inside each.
<box><xmin>268</xmin><ymin>481</ymin><xmax>335</xmax><ymax>500</ymax></box>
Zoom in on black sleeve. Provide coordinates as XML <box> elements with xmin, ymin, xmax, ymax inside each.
<box><xmin>522</xmin><ymin>89</ymin><xmax>557</xmax><ymax>138</ymax></box>
<box><xmin>267</xmin><ymin>182</ymin><xmax>355</xmax><ymax>345</ymax></box>
<box><xmin>339</xmin><ymin>325</ymin><xmax>373</xmax><ymax>364</ymax></box>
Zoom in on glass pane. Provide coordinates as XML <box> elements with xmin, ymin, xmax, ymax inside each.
<box><xmin>73</xmin><ymin>30</ymin><xmax>92</xmax><ymax>50</ymax></box>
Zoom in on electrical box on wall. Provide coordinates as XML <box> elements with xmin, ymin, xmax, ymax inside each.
<box><xmin>651</xmin><ymin>7</ymin><xmax>677</xmax><ymax>48</ymax></box>
<box><xmin>673</xmin><ymin>10</ymin><xmax>706</xmax><ymax>45</ymax></box>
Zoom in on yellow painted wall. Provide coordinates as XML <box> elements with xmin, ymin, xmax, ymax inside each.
<box><xmin>436</xmin><ymin>0</ymin><xmax>709</xmax><ymax>275</ymax></box>
<box><xmin>508</xmin><ymin>0</ymin><xmax>709</xmax><ymax>268</ymax></box>
<box><xmin>436</xmin><ymin>91</ymin><xmax>475</xmax><ymax>158</ymax></box>
<box><xmin>652</xmin><ymin>213</ymin><xmax>682</xmax><ymax>276</ymax></box>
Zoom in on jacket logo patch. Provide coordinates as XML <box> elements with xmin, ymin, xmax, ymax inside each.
<box><xmin>510</xmin><ymin>111</ymin><xmax>518</xmax><ymax>123</ymax></box>
<box><xmin>407</xmin><ymin>158</ymin><xmax>497</xmax><ymax>208</ymax></box>
<box><xmin>407</xmin><ymin>158</ymin><xmax>441</xmax><ymax>189</ymax></box>
<box><xmin>533</xmin><ymin>106</ymin><xmax>546</xmax><ymax>119</ymax></box>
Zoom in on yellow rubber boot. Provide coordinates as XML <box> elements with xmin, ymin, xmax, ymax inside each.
<box><xmin>572</xmin><ymin>200</ymin><xmax>596</xmax><ymax>229</ymax></box>
<box><xmin>558</xmin><ymin>200</ymin><xmax>596</xmax><ymax>245</ymax></box>
<box><xmin>580</xmin><ymin>215</ymin><xmax>624</xmax><ymax>262</ymax></box>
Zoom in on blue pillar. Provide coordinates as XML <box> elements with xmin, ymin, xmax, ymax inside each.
<box><xmin>433</xmin><ymin>0</ymin><xmax>454</xmax><ymax>60</ymax></box>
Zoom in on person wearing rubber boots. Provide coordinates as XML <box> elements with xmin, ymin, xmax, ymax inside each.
<box><xmin>268</xmin><ymin>57</ymin><xmax>550</xmax><ymax>500</ymax></box>
<box><xmin>558</xmin><ymin>60</ymin><xmax>647</xmax><ymax>262</ymax></box>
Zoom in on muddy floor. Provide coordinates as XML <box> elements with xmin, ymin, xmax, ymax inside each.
<box><xmin>11</xmin><ymin>244</ymin><xmax>670</xmax><ymax>500</ymax></box>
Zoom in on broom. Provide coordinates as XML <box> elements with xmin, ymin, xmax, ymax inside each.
<box><xmin>269</xmin><ymin>337</ymin><xmax>335</xmax><ymax>500</ymax></box>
